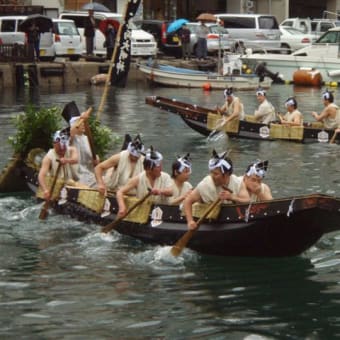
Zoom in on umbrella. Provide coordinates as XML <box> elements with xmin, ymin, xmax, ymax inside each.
<box><xmin>99</xmin><ymin>18</ymin><xmax>120</xmax><ymax>35</ymax></box>
<box><xmin>81</xmin><ymin>2</ymin><xmax>110</xmax><ymax>12</ymax></box>
<box><xmin>19</xmin><ymin>14</ymin><xmax>53</xmax><ymax>33</ymax></box>
<box><xmin>167</xmin><ymin>18</ymin><xmax>189</xmax><ymax>33</ymax></box>
<box><xmin>196</xmin><ymin>13</ymin><xmax>216</xmax><ymax>22</ymax></box>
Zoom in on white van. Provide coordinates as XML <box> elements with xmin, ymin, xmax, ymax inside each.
<box><xmin>0</xmin><ymin>16</ymin><xmax>27</xmax><ymax>45</ymax></box>
<box><xmin>215</xmin><ymin>14</ymin><xmax>281</xmax><ymax>52</ymax></box>
<box><xmin>59</xmin><ymin>11</ymin><xmax>157</xmax><ymax>57</ymax></box>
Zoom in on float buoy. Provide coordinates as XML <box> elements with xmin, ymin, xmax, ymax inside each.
<box><xmin>293</xmin><ymin>69</ymin><xmax>322</xmax><ymax>86</ymax></box>
<box><xmin>202</xmin><ymin>82</ymin><xmax>211</xmax><ymax>91</ymax></box>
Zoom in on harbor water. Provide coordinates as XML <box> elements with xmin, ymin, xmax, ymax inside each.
<box><xmin>0</xmin><ymin>80</ymin><xmax>340</xmax><ymax>339</ymax></box>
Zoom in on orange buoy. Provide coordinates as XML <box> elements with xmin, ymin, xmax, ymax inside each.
<box><xmin>202</xmin><ymin>82</ymin><xmax>211</xmax><ymax>91</ymax></box>
<box><xmin>293</xmin><ymin>69</ymin><xmax>322</xmax><ymax>86</ymax></box>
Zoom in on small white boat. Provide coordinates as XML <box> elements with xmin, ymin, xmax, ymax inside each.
<box><xmin>137</xmin><ymin>57</ymin><xmax>272</xmax><ymax>90</ymax></box>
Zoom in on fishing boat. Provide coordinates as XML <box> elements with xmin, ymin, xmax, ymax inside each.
<box><xmin>145</xmin><ymin>95</ymin><xmax>340</xmax><ymax>143</ymax></box>
<box><xmin>17</xmin><ymin>163</ymin><xmax>340</xmax><ymax>257</ymax></box>
<box><xmin>137</xmin><ymin>57</ymin><xmax>273</xmax><ymax>90</ymax></box>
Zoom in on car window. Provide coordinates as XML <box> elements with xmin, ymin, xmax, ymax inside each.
<box><xmin>61</xmin><ymin>15</ymin><xmax>85</xmax><ymax>28</ymax></box>
<box><xmin>222</xmin><ymin>17</ymin><xmax>256</xmax><ymax>29</ymax></box>
<box><xmin>1</xmin><ymin>19</ymin><xmax>16</xmax><ymax>32</ymax></box>
<box><xmin>56</xmin><ymin>22</ymin><xmax>78</xmax><ymax>35</ymax></box>
<box><xmin>317</xmin><ymin>31</ymin><xmax>339</xmax><ymax>43</ymax></box>
<box><xmin>210</xmin><ymin>25</ymin><xmax>228</xmax><ymax>34</ymax></box>
<box><xmin>281</xmin><ymin>20</ymin><xmax>293</xmax><ymax>27</ymax></box>
<box><xmin>320</xmin><ymin>23</ymin><xmax>334</xmax><ymax>32</ymax></box>
<box><xmin>259</xmin><ymin>16</ymin><xmax>279</xmax><ymax>29</ymax></box>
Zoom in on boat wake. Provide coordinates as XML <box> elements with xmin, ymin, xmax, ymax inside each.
<box><xmin>128</xmin><ymin>245</ymin><xmax>200</xmax><ymax>270</ymax></box>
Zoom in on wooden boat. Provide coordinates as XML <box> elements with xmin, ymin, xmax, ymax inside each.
<box><xmin>145</xmin><ymin>95</ymin><xmax>340</xmax><ymax>143</ymax></box>
<box><xmin>18</xmin><ymin>162</ymin><xmax>340</xmax><ymax>257</ymax></box>
<box><xmin>137</xmin><ymin>62</ymin><xmax>272</xmax><ymax>90</ymax></box>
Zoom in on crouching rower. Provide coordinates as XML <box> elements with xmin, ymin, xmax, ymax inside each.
<box><xmin>241</xmin><ymin>160</ymin><xmax>273</xmax><ymax>202</ymax></box>
<box><xmin>116</xmin><ymin>147</ymin><xmax>173</xmax><ymax>218</ymax></box>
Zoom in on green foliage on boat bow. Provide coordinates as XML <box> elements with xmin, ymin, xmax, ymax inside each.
<box><xmin>8</xmin><ymin>104</ymin><xmax>120</xmax><ymax>159</ymax></box>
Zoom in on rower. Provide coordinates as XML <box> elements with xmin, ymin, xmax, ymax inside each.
<box><xmin>311</xmin><ymin>90</ymin><xmax>340</xmax><ymax>129</ymax></box>
<box><xmin>95</xmin><ymin>134</ymin><xmax>145</xmax><ymax>195</ymax></box>
<box><xmin>116</xmin><ymin>146</ymin><xmax>173</xmax><ymax>218</ymax></box>
<box><xmin>169</xmin><ymin>154</ymin><xmax>193</xmax><ymax>205</ymax></box>
<box><xmin>183</xmin><ymin>149</ymin><xmax>250</xmax><ymax>231</ymax></box>
<box><xmin>253</xmin><ymin>88</ymin><xmax>276</xmax><ymax>124</ymax></box>
<box><xmin>69</xmin><ymin>110</ymin><xmax>99</xmax><ymax>187</ymax></box>
<box><xmin>278</xmin><ymin>97</ymin><xmax>303</xmax><ymax>126</ymax></box>
<box><xmin>217</xmin><ymin>87</ymin><xmax>245</xmax><ymax>124</ymax></box>
<box><xmin>38</xmin><ymin>129</ymin><xmax>78</xmax><ymax>200</ymax></box>
<box><xmin>241</xmin><ymin>160</ymin><xmax>273</xmax><ymax>202</ymax></box>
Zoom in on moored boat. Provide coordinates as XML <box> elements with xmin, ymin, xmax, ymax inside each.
<box><xmin>145</xmin><ymin>95</ymin><xmax>340</xmax><ymax>143</ymax></box>
<box><xmin>137</xmin><ymin>61</ymin><xmax>273</xmax><ymax>90</ymax></box>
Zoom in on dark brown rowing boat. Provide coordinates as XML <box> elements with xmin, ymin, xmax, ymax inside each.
<box><xmin>145</xmin><ymin>95</ymin><xmax>340</xmax><ymax>143</ymax></box>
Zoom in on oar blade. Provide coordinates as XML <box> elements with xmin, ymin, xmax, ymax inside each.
<box><xmin>39</xmin><ymin>206</ymin><xmax>48</xmax><ymax>220</ymax></box>
<box><xmin>101</xmin><ymin>220</ymin><xmax>118</xmax><ymax>233</ymax></box>
<box><xmin>170</xmin><ymin>230</ymin><xmax>194</xmax><ymax>257</ymax></box>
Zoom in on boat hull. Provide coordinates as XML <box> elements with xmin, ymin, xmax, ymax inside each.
<box><xmin>40</xmin><ymin>180</ymin><xmax>340</xmax><ymax>258</ymax></box>
<box><xmin>146</xmin><ymin>95</ymin><xmax>340</xmax><ymax>143</ymax></box>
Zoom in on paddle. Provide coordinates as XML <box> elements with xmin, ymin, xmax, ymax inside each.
<box><xmin>171</xmin><ymin>198</ymin><xmax>221</xmax><ymax>257</ymax></box>
<box><xmin>39</xmin><ymin>162</ymin><xmax>62</xmax><ymax>220</ymax></box>
<box><xmin>329</xmin><ymin>130</ymin><xmax>338</xmax><ymax>144</ymax></box>
<box><xmin>101</xmin><ymin>190</ymin><xmax>152</xmax><ymax>233</ymax></box>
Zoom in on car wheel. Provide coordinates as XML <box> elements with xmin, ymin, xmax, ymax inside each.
<box><xmin>280</xmin><ymin>43</ymin><xmax>291</xmax><ymax>54</ymax></box>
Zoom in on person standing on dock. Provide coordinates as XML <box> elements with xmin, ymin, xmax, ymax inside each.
<box><xmin>27</xmin><ymin>21</ymin><xmax>40</xmax><ymax>62</ymax></box>
<box><xmin>196</xmin><ymin>21</ymin><xmax>209</xmax><ymax>60</ymax></box>
<box><xmin>84</xmin><ymin>9</ymin><xmax>96</xmax><ymax>56</ymax></box>
<box><xmin>179</xmin><ymin>23</ymin><xmax>191</xmax><ymax>60</ymax></box>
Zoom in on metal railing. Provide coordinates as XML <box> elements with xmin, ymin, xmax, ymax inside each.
<box><xmin>0</xmin><ymin>44</ymin><xmax>32</xmax><ymax>62</ymax></box>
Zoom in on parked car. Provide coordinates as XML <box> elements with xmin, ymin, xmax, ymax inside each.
<box><xmin>279</xmin><ymin>26</ymin><xmax>316</xmax><ymax>54</ymax></box>
<box><xmin>280</xmin><ymin>17</ymin><xmax>340</xmax><ymax>40</ymax></box>
<box><xmin>59</xmin><ymin>11</ymin><xmax>157</xmax><ymax>57</ymax></box>
<box><xmin>0</xmin><ymin>16</ymin><xmax>27</xmax><ymax>45</ymax></box>
<box><xmin>185</xmin><ymin>22</ymin><xmax>229</xmax><ymax>55</ymax></box>
<box><xmin>133</xmin><ymin>19</ymin><xmax>182</xmax><ymax>57</ymax></box>
<box><xmin>215</xmin><ymin>13</ymin><xmax>281</xmax><ymax>52</ymax></box>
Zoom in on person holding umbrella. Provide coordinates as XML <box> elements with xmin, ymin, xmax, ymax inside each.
<box><xmin>27</xmin><ymin>21</ymin><xmax>40</xmax><ymax>62</ymax></box>
<box><xmin>179</xmin><ymin>23</ymin><xmax>191</xmax><ymax>60</ymax></box>
<box><xmin>196</xmin><ymin>21</ymin><xmax>209</xmax><ymax>60</ymax></box>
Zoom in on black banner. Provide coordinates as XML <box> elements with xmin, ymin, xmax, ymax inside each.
<box><xmin>110</xmin><ymin>0</ymin><xmax>141</xmax><ymax>87</ymax></box>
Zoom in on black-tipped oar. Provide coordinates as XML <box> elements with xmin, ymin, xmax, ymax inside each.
<box><xmin>171</xmin><ymin>198</ymin><xmax>221</xmax><ymax>257</ymax></box>
<box><xmin>39</xmin><ymin>162</ymin><xmax>62</xmax><ymax>220</ymax></box>
<box><xmin>102</xmin><ymin>190</ymin><xmax>152</xmax><ymax>233</ymax></box>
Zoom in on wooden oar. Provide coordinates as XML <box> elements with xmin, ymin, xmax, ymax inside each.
<box><xmin>102</xmin><ymin>190</ymin><xmax>152</xmax><ymax>233</ymax></box>
<box><xmin>39</xmin><ymin>162</ymin><xmax>62</xmax><ymax>220</ymax></box>
<box><xmin>171</xmin><ymin>198</ymin><xmax>221</xmax><ymax>257</ymax></box>
<box><xmin>329</xmin><ymin>130</ymin><xmax>338</xmax><ymax>144</ymax></box>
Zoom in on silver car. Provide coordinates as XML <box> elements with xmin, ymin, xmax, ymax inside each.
<box><xmin>185</xmin><ymin>22</ymin><xmax>229</xmax><ymax>55</ymax></box>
